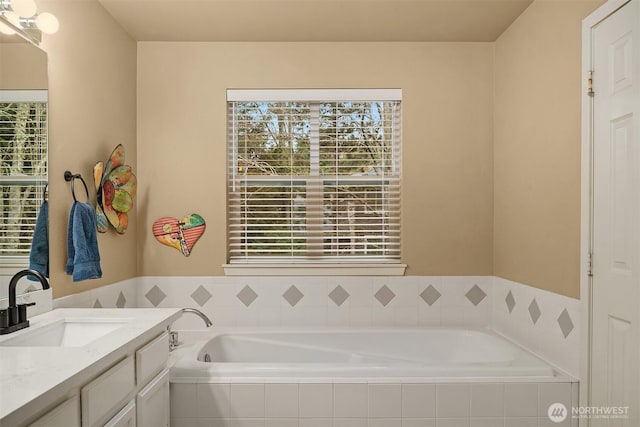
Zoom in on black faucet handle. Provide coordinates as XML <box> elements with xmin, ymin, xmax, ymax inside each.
<box><xmin>0</xmin><ymin>309</ymin><xmax>8</xmax><ymax>329</ymax></box>
<box><xmin>17</xmin><ymin>302</ymin><xmax>36</xmax><ymax>324</ymax></box>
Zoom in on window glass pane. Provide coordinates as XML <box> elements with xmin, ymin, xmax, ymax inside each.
<box><xmin>319</xmin><ymin>101</ymin><xmax>395</xmax><ymax>176</ymax></box>
<box><xmin>235</xmin><ymin>102</ymin><xmax>310</xmax><ymax>176</ymax></box>
<box><xmin>0</xmin><ymin>101</ymin><xmax>47</xmax><ymax>257</ymax></box>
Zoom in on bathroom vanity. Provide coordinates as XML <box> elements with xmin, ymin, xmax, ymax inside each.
<box><xmin>0</xmin><ymin>308</ymin><xmax>181</xmax><ymax>427</ymax></box>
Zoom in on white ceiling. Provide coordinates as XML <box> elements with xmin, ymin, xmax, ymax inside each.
<box><xmin>97</xmin><ymin>0</ymin><xmax>534</xmax><ymax>42</ymax></box>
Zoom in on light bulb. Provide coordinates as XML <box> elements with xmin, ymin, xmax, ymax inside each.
<box><xmin>36</xmin><ymin>12</ymin><xmax>58</xmax><ymax>34</ymax></box>
<box><xmin>0</xmin><ymin>21</ymin><xmax>15</xmax><ymax>35</ymax></box>
<box><xmin>10</xmin><ymin>0</ymin><xmax>36</xmax><ymax>18</ymax></box>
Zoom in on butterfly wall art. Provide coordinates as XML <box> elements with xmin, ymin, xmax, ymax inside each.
<box><xmin>93</xmin><ymin>144</ymin><xmax>137</xmax><ymax>234</ymax></box>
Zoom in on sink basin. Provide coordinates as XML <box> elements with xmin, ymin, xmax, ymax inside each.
<box><xmin>0</xmin><ymin>318</ymin><xmax>129</xmax><ymax>347</ymax></box>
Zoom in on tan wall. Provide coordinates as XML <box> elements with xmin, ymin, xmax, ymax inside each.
<box><xmin>137</xmin><ymin>42</ymin><xmax>494</xmax><ymax>276</ymax></box>
<box><xmin>0</xmin><ymin>43</ymin><xmax>48</xmax><ymax>89</ymax></box>
<box><xmin>39</xmin><ymin>0</ymin><xmax>137</xmax><ymax>298</ymax></box>
<box><xmin>493</xmin><ymin>0</ymin><xmax>604</xmax><ymax>298</ymax></box>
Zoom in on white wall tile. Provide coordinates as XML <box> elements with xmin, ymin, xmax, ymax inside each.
<box><xmin>538</xmin><ymin>383</ymin><xmax>571</xmax><ymax>419</ymax></box>
<box><xmin>334</xmin><ymin>419</ymin><xmax>367</xmax><ymax>427</ymax></box>
<box><xmin>436</xmin><ymin>384</ymin><xmax>470</xmax><ymax>418</ymax></box>
<box><xmin>368</xmin><ymin>384</ymin><xmax>401</xmax><ymax>418</ymax></box>
<box><xmin>298</xmin><ymin>418</ymin><xmax>332</xmax><ymax>427</ymax></box>
<box><xmin>403</xmin><ymin>419</ymin><xmax>437</xmax><ymax>427</ymax></box>
<box><xmin>418</xmin><ymin>305</ymin><xmax>442</xmax><ymax>326</ymax></box>
<box><xmin>470</xmin><ymin>383</ymin><xmax>504</xmax><ymax>417</ymax></box>
<box><xmin>504</xmin><ymin>384</ymin><xmax>538</xmax><ymax>418</ymax></box>
<box><xmin>169</xmin><ymin>418</ymin><xmax>200</xmax><ymax>427</ymax></box>
<box><xmin>504</xmin><ymin>418</ymin><xmax>537</xmax><ymax>427</ymax></box>
<box><xmin>333</xmin><ymin>384</ymin><xmax>368</xmax><ymax>418</ymax></box>
<box><xmin>170</xmin><ymin>383</ymin><xmax>197</xmax><ymax>419</ymax></box>
<box><xmin>265</xmin><ymin>420</ymin><xmax>298</xmax><ymax>427</ymax></box>
<box><xmin>470</xmin><ymin>418</ymin><xmax>504</xmax><ymax>427</ymax></box>
<box><xmin>197</xmin><ymin>383</ymin><xmax>231</xmax><ymax>418</ymax></box>
<box><xmin>369</xmin><ymin>419</ymin><xmax>402</xmax><ymax>427</ymax></box>
<box><xmin>226</xmin><ymin>420</ymin><xmax>266</xmax><ymax>427</ymax></box>
<box><xmin>402</xmin><ymin>384</ymin><xmax>436</xmax><ymax>418</ymax></box>
<box><xmin>265</xmin><ymin>384</ymin><xmax>298</xmax><ymax>418</ymax></box>
<box><xmin>299</xmin><ymin>384</ymin><xmax>333</xmax><ymax>418</ymax></box>
<box><xmin>229</xmin><ymin>384</ymin><xmax>265</xmax><ymax>418</ymax></box>
<box><xmin>436</xmin><ymin>418</ymin><xmax>470</xmax><ymax>427</ymax></box>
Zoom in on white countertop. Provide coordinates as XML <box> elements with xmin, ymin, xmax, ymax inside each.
<box><xmin>0</xmin><ymin>308</ymin><xmax>181</xmax><ymax>424</ymax></box>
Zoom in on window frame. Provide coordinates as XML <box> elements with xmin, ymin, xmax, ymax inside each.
<box><xmin>225</xmin><ymin>89</ymin><xmax>406</xmax><ymax>276</ymax></box>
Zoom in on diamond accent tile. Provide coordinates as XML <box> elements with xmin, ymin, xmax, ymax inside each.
<box><xmin>283</xmin><ymin>285</ymin><xmax>304</xmax><ymax>307</ymax></box>
<box><xmin>237</xmin><ymin>285</ymin><xmax>258</xmax><ymax>307</ymax></box>
<box><xmin>558</xmin><ymin>308</ymin><xmax>575</xmax><ymax>338</ymax></box>
<box><xmin>328</xmin><ymin>285</ymin><xmax>350</xmax><ymax>307</ymax></box>
<box><xmin>374</xmin><ymin>285</ymin><xmax>396</xmax><ymax>307</ymax></box>
<box><xmin>93</xmin><ymin>299</ymin><xmax>103</xmax><ymax>308</ymax></box>
<box><xmin>505</xmin><ymin>290</ymin><xmax>516</xmax><ymax>313</ymax></box>
<box><xmin>528</xmin><ymin>298</ymin><xmax>541</xmax><ymax>324</ymax></box>
<box><xmin>465</xmin><ymin>284</ymin><xmax>487</xmax><ymax>306</ymax></box>
<box><xmin>420</xmin><ymin>285</ymin><xmax>441</xmax><ymax>306</ymax></box>
<box><xmin>191</xmin><ymin>285</ymin><xmax>212</xmax><ymax>307</ymax></box>
<box><xmin>116</xmin><ymin>292</ymin><xmax>126</xmax><ymax>308</ymax></box>
<box><xmin>145</xmin><ymin>285</ymin><xmax>167</xmax><ymax>307</ymax></box>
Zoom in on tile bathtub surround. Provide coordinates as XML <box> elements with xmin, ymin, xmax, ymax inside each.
<box><xmin>170</xmin><ymin>381</ymin><xmax>577</xmax><ymax>426</ymax></box>
<box><xmin>136</xmin><ymin>276</ymin><xmax>494</xmax><ymax>330</ymax></box>
<box><xmin>491</xmin><ymin>277</ymin><xmax>581</xmax><ymax>378</ymax></box>
<box><xmin>50</xmin><ymin>275</ymin><xmax>580</xmax><ymax>377</ymax></box>
<box><xmin>52</xmin><ymin>277</ymin><xmax>138</xmax><ymax>309</ymax></box>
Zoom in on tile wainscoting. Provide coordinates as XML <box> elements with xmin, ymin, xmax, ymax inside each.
<box><xmin>52</xmin><ymin>275</ymin><xmax>580</xmax><ymax>377</ymax></box>
<box><xmin>170</xmin><ymin>381</ymin><xmax>579</xmax><ymax>427</ymax></box>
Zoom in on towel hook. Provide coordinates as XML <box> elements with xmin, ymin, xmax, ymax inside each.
<box><xmin>64</xmin><ymin>171</ymin><xmax>90</xmax><ymax>203</ymax></box>
<box><xmin>42</xmin><ymin>183</ymin><xmax>48</xmax><ymax>201</ymax></box>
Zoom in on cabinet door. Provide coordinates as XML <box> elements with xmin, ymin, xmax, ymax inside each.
<box><xmin>81</xmin><ymin>356</ymin><xmax>135</xmax><ymax>427</ymax></box>
<box><xmin>104</xmin><ymin>401</ymin><xmax>136</xmax><ymax>427</ymax></box>
<box><xmin>136</xmin><ymin>369</ymin><xmax>169</xmax><ymax>427</ymax></box>
<box><xmin>28</xmin><ymin>395</ymin><xmax>80</xmax><ymax>427</ymax></box>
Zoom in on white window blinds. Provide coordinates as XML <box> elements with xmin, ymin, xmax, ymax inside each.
<box><xmin>227</xmin><ymin>89</ymin><xmax>401</xmax><ymax>263</ymax></box>
<box><xmin>0</xmin><ymin>90</ymin><xmax>48</xmax><ymax>258</ymax></box>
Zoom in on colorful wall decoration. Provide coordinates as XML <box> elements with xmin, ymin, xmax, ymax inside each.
<box><xmin>152</xmin><ymin>214</ymin><xmax>206</xmax><ymax>256</ymax></box>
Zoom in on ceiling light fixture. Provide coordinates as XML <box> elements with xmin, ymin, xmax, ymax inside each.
<box><xmin>0</xmin><ymin>0</ymin><xmax>59</xmax><ymax>44</ymax></box>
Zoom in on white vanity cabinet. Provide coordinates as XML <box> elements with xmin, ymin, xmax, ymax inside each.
<box><xmin>28</xmin><ymin>396</ymin><xmax>81</xmax><ymax>427</ymax></box>
<box><xmin>26</xmin><ymin>331</ymin><xmax>171</xmax><ymax>427</ymax></box>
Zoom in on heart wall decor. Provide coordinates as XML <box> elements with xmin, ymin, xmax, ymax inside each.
<box><xmin>152</xmin><ymin>214</ymin><xmax>206</xmax><ymax>257</ymax></box>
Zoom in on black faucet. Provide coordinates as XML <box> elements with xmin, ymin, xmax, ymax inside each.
<box><xmin>0</xmin><ymin>269</ymin><xmax>50</xmax><ymax>334</ymax></box>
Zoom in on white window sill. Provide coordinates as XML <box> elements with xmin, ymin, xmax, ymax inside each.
<box><xmin>223</xmin><ymin>263</ymin><xmax>407</xmax><ymax>276</ymax></box>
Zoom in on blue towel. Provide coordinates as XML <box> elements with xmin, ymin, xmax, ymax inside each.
<box><xmin>66</xmin><ymin>201</ymin><xmax>102</xmax><ymax>282</ymax></box>
<box><xmin>29</xmin><ymin>200</ymin><xmax>49</xmax><ymax>280</ymax></box>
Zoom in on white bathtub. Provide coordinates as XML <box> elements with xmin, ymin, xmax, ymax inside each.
<box><xmin>170</xmin><ymin>328</ymin><xmax>557</xmax><ymax>380</ymax></box>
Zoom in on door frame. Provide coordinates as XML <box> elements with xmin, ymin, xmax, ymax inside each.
<box><xmin>580</xmin><ymin>0</ymin><xmax>634</xmax><ymax>418</ymax></box>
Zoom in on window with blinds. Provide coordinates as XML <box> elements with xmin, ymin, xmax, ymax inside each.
<box><xmin>227</xmin><ymin>89</ymin><xmax>401</xmax><ymax>264</ymax></box>
<box><xmin>0</xmin><ymin>90</ymin><xmax>48</xmax><ymax>259</ymax></box>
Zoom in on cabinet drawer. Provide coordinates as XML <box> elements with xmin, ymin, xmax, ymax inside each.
<box><xmin>135</xmin><ymin>332</ymin><xmax>169</xmax><ymax>385</ymax></box>
<box><xmin>81</xmin><ymin>356</ymin><xmax>135</xmax><ymax>427</ymax></box>
<box><xmin>28</xmin><ymin>395</ymin><xmax>80</xmax><ymax>427</ymax></box>
<box><xmin>136</xmin><ymin>369</ymin><xmax>170</xmax><ymax>427</ymax></box>
<box><xmin>104</xmin><ymin>400</ymin><xmax>136</xmax><ymax>427</ymax></box>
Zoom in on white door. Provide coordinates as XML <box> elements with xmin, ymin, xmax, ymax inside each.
<box><xmin>591</xmin><ymin>0</ymin><xmax>640</xmax><ymax>425</ymax></box>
